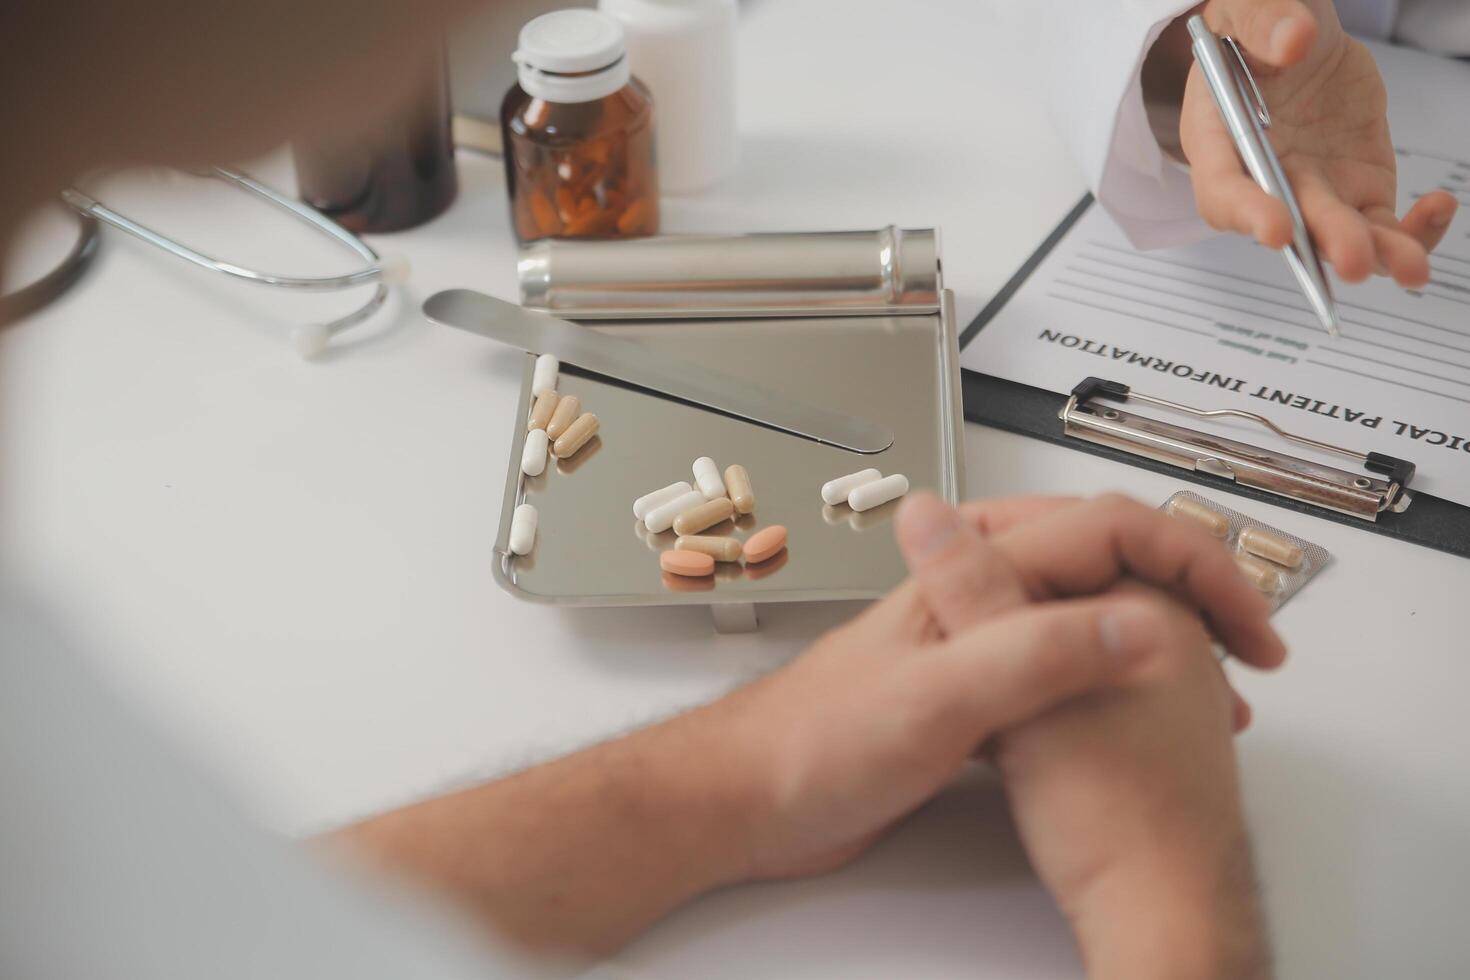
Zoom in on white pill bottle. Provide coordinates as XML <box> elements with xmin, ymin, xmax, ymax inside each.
<box><xmin>597</xmin><ymin>0</ymin><xmax>738</xmax><ymax>194</ymax></box>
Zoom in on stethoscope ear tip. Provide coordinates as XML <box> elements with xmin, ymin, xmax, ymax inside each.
<box><xmin>291</xmin><ymin>322</ymin><xmax>333</xmax><ymax>359</ymax></box>
<box><xmin>377</xmin><ymin>252</ymin><xmax>412</xmax><ymax>286</ymax></box>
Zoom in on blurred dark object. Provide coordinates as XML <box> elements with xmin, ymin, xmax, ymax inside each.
<box><xmin>0</xmin><ymin>206</ymin><xmax>98</xmax><ymax>326</ymax></box>
<box><xmin>293</xmin><ymin>46</ymin><xmax>458</xmax><ymax>233</ymax></box>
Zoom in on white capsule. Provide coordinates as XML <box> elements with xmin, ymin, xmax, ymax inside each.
<box><xmin>692</xmin><ymin>456</ymin><xmax>727</xmax><ymax>500</ymax></box>
<box><xmin>644</xmin><ymin>489</ymin><xmax>706</xmax><ymax>534</ymax></box>
<box><xmin>531</xmin><ymin>354</ymin><xmax>559</xmax><ymax>396</ymax></box>
<box><xmin>821</xmin><ymin>468</ymin><xmax>882</xmax><ymax>506</ymax></box>
<box><xmin>509</xmin><ymin>503</ymin><xmax>538</xmax><ymax>555</ymax></box>
<box><xmin>633</xmin><ymin>481</ymin><xmax>694</xmax><ymax>520</ymax></box>
<box><xmin>521</xmin><ymin>429</ymin><xmax>549</xmax><ymax>476</ymax></box>
<box><xmin>849</xmin><ymin>473</ymin><xmax>909</xmax><ymax>512</ymax></box>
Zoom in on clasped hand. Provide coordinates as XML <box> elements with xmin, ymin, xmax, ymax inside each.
<box><xmin>704</xmin><ymin>492</ymin><xmax>1281</xmax><ymax>974</ymax></box>
<box><xmin>340</xmin><ymin>492</ymin><xmax>1285</xmax><ymax>972</ymax></box>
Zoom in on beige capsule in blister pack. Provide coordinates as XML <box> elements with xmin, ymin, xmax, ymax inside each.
<box><xmin>1160</xmin><ymin>490</ymin><xmax>1331</xmax><ymax>613</ymax></box>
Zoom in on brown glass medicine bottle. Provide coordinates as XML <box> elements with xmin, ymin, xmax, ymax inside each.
<box><xmin>500</xmin><ymin>10</ymin><xmax>659</xmax><ymax>242</ymax></box>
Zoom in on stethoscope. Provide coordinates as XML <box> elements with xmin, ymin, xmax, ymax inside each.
<box><xmin>1</xmin><ymin>167</ymin><xmax>407</xmax><ymax>358</ymax></box>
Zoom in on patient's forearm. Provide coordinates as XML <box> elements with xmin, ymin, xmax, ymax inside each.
<box><xmin>329</xmin><ymin>703</ymin><xmax>757</xmax><ymax>955</ymax></box>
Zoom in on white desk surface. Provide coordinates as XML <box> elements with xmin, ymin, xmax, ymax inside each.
<box><xmin>3</xmin><ymin>0</ymin><xmax>1468</xmax><ymax>976</ymax></box>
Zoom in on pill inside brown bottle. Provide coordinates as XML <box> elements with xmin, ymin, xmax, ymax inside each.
<box><xmin>499</xmin><ymin>11</ymin><xmax>660</xmax><ymax>243</ymax></box>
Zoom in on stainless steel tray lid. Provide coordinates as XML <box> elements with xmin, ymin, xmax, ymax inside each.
<box><xmin>517</xmin><ymin>226</ymin><xmax>940</xmax><ymax>319</ymax></box>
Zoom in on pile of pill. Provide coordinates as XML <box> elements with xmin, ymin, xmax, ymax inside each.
<box><xmin>524</xmin><ymin>355</ymin><xmax>600</xmax><ymax>469</ymax></box>
<box><xmin>1161</xmin><ymin>490</ymin><xmax>1330</xmax><ymax>612</ymax></box>
<box><xmin>633</xmin><ymin>456</ymin><xmax>789</xmax><ymax>584</ymax></box>
<box><xmin>821</xmin><ymin>468</ymin><xmax>909</xmax><ymax>512</ymax></box>
<box><xmin>511</xmin><ymin>354</ymin><xmax>601</xmax><ymax>556</ymax></box>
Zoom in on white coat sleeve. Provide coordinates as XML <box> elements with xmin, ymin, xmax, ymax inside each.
<box><xmin>996</xmin><ymin>0</ymin><xmax>1202</xmax><ymax>250</ymax></box>
<box><xmin>997</xmin><ymin>1</ymin><xmax>1401</xmax><ymax>251</ymax></box>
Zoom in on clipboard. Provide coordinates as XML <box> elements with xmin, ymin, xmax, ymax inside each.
<box><xmin>960</xmin><ymin>194</ymin><xmax>1470</xmax><ymax>560</ymax></box>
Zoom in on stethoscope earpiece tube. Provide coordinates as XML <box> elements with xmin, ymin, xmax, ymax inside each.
<box><xmin>59</xmin><ymin>167</ymin><xmax>400</xmax><ymax>357</ymax></box>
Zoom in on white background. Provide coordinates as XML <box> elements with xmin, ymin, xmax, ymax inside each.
<box><xmin>3</xmin><ymin>1</ymin><xmax>1468</xmax><ymax>976</ymax></box>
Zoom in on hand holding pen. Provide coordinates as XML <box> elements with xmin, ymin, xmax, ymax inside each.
<box><xmin>1155</xmin><ymin>0</ymin><xmax>1458</xmax><ymax>290</ymax></box>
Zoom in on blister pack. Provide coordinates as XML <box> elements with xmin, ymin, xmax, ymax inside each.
<box><xmin>1161</xmin><ymin>490</ymin><xmax>1332</xmax><ymax>613</ymax></box>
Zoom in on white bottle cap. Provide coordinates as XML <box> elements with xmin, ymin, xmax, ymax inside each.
<box><xmin>513</xmin><ymin>10</ymin><xmax>631</xmax><ymax>104</ymax></box>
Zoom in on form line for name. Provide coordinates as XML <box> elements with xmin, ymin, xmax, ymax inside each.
<box><xmin>1432</xmin><ymin>264</ymin><xmax>1470</xmax><ymax>284</ymax></box>
<box><xmin>1072</xmin><ymin>257</ymin><xmax>1470</xmax><ymax>356</ymax></box>
<box><xmin>1053</xmin><ymin>277</ymin><xmax>1220</xmax><ymax>324</ymax></box>
<box><xmin>1065</xmin><ymin>266</ymin><xmax>1325</xmax><ymax>332</ymax></box>
<box><xmin>1319</xmin><ymin>347</ymin><xmax>1470</xmax><ymax>390</ymax></box>
<box><xmin>1047</xmin><ymin>291</ymin><xmax>1216</xmax><ymax>338</ymax></box>
<box><xmin>1307</xmin><ymin>358</ymin><xmax>1470</xmax><ymax>406</ymax></box>
<box><xmin>1088</xmin><ymin>241</ymin><xmax>1470</xmax><ymax>339</ymax></box>
<box><xmin>1336</xmin><ymin>331</ymin><xmax>1470</xmax><ymax>373</ymax></box>
<box><xmin>1425</xmin><ymin>280</ymin><xmax>1470</xmax><ymax>308</ymax></box>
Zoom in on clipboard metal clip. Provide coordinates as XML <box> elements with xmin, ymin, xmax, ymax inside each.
<box><xmin>1060</xmin><ymin>377</ymin><xmax>1415</xmax><ymax>521</ymax></box>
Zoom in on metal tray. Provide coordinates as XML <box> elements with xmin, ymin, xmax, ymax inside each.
<box><xmin>492</xmin><ymin>290</ymin><xmax>965</xmax><ymax>607</ymax></box>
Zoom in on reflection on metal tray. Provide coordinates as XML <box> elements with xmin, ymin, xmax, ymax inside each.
<box><xmin>494</xmin><ymin>295</ymin><xmax>965</xmax><ymax>606</ymax></box>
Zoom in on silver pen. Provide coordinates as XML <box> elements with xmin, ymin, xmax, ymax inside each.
<box><xmin>1187</xmin><ymin>14</ymin><xmax>1341</xmax><ymax>336</ymax></box>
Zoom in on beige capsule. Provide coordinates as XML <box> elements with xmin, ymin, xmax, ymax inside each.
<box><xmin>1165</xmin><ymin>496</ymin><xmax>1230</xmax><ymax>539</ymax></box>
<box><xmin>724</xmin><ymin>464</ymin><xmax>755</xmax><ymax>515</ymax></box>
<box><xmin>1235</xmin><ymin>554</ymin><xmax>1284</xmax><ymax>594</ymax></box>
<box><xmin>672</xmin><ymin>497</ymin><xmax>734</xmax><ymax>536</ymax></box>
<box><xmin>527</xmin><ymin>390</ymin><xmax>559</xmax><ymax>432</ymax></box>
<box><xmin>1238</xmin><ymin>526</ymin><xmax>1304</xmax><ymax>569</ymax></box>
<box><xmin>552</xmin><ymin>412</ymin><xmax>599</xmax><ymax>458</ymax></box>
<box><xmin>546</xmin><ymin>395</ymin><xmax>581</xmax><ymax>441</ymax></box>
<box><xmin>676</xmin><ymin>535</ymin><xmax>744</xmax><ymax>562</ymax></box>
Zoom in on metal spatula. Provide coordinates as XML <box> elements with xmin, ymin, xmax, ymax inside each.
<box><xmin>423</xmin><ymin>289</ymin><xmax>894</xmax><ymax>454</ymax></box>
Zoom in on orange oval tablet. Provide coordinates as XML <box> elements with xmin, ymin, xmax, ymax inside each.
<box><xmin>743</xmin><ymin>525</ymin><xmax>788</xmax><ymax>564</ymax></box>
<box><xmin>744</xmin><ymin>548</ymin><xmax>788</xmax><ymax>580</ymax></box>
<box><xmin>662</xmin><ymin>571</ymin><xmax>715</xmax><ymax>593</ymax></box>
<box><xmin>660</xmin><ymin>550</ymin><xmax>715</xmax><ymax>577</ymax></box>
